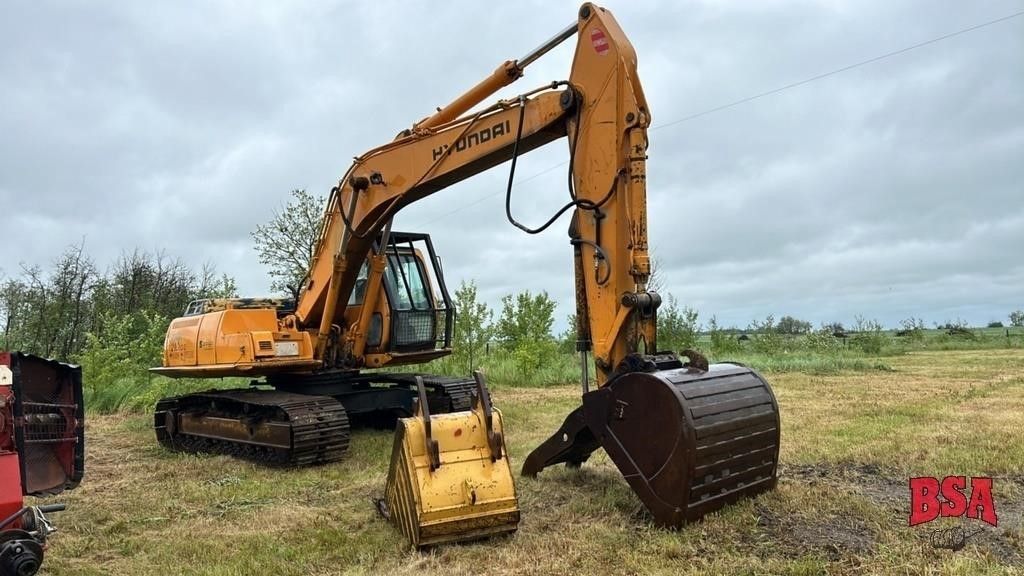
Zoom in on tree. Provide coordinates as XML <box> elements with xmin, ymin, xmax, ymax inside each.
<box><xmin>900</xmin><ymin>318</ymin><xmax>925</xmax><ymax>332</ymax></box>
<box><xmin>496</xmin><ymin>290</ymin><xmax>557</xmax><ymax>376</ymax></box>
<box><xmin>251</xmin><ymin>189</ymin><xmax>326</xmax><ymax>297</ymax></box>
<box><xmin>0</xmin><ymin>243</ymin><xmax>235</xmax><ymax>359</ymax></box>
<box><xmin>559</xmin><ymin>313</ymin><xmax>579</xmax><ymax>354</ymax></box>
<box><xmin>198</xmin><ymin>263</ymin><xmax>239</xmax><ymax>299</ymax></box>
<box><xmin>0</xmin><ymin>277</ymin><xmax>30</xmax><ymax>351</ymax></box>
<box><xmin>451</xmin><ymin>280</ymin><xmax>493</xmax><ymax>372</ymax></box>
<box><xmin>496</xmin><ymin>290</ymin><xmax>557</xmax><ymax>348</ymax></box>
<box><xmin>747</xmin><ymin>315</ymin><xmax>783</xmax><ymax>353</ymax></box>
<box><xmin>658</xmin><ymin>294</ymin><xmax>699</xmax><ymax>352</ymax></box>
<box><xmin>1010</xmin><ymin>310</ymin><xmax>1024</xmax><ymax>327</ymax></box>
<box><xmin>647</xmin><ymin>253</ymin><xmax>666</xmax><ymax>295</ymax></box>
<box><xmin>46</xmin><ymin>242</ymin><xmax>99</xmax><ymax>358</ymax></box>
<box><xmin>104</xmin><ymin>249</ymin><xmax>201</xmax><ymax>320</ymax></box>
<box><xmin>822</xmin><ymin>321</ymin><xmax>846</xmax><ymax>336</ymax></box>
<box><xmin>775</xmin><ymin>315</ymin><xmax>812</xmax><ymax>335</ymax></box>
<box><xmin>707</xmin><ymin>315</ymin><xmax>740</xmax><ymax>356</ymax></box>
<box><xmin>897</xmin><ymin>317</ymin><xmax>926</xmax><ymax>343</ymax></box>
<box><xmin>850</xmin><ymin>316</ymin><xmax>888</xmax><ymax>354</ymax></box>
<box><xmin>0</xmin><ymin>244</ymin><xmax>100</xmax><ymax>357</ymax></box>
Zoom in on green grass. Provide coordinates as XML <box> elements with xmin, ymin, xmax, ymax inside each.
<box><xmin>421</xmin><ymin>348</ymin><xmax>897</xmax><ymax>389</ymax></box>
<box><xmin>84</xmin><ymin>375</ymin><xmax>248</xmax><ymax>414</ymax></box>
<box><xmin>420</xmin><ymin>349</ymin><xmax>582</xmax><ymax>388</ymax></box>
<box><xmin>35</xmin><ymin>348</ymin><xmax>1024</xmax><ymax>575</ymax></box>
<box><xmin>82</xmin><ymin>325</ymin><xmax>1024</xmax><ymax>414</ymax></box>
<box><xmin>697</xmin><ymin>326</ymin><xmax>1024</xmax><ymax>353</ymax></box>
<box><xmin>715</xmin><ymin>351</ymin><xmax>896</xmax><ymax>375</ymax></box>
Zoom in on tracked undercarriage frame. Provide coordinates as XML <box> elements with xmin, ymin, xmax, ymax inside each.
<box><xmin>154</xmin><ymin>373</ymin><xmax>476</xmax><ymax>466</ymax></box>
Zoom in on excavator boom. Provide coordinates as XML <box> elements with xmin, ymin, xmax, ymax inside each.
<box><xmin>298</xmin><ymin>4</ymin><xmax>656</xmax><ymax>383</ymax></box>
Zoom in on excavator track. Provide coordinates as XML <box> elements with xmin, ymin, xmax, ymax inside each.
<box><xmin>155</xmin><ymin>390</ymin><xmax>350</xmax><ymax>467</ymax></box>
<box><xmin>264</xmin><ymin>371</ymin><xmax>475</xmax><ymax>414</ymax></box>
<box><xmin>384</xmin><ymin>374</ymin><xmax>476</xmax><ymax>414</ymax></box>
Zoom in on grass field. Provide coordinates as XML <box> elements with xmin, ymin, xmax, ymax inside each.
<box><xmin>36</xmin><ymin>349</ymin><xmax>1024</xmax><ymax>575</ymax></box>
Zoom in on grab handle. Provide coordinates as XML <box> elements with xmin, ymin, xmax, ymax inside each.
<box><xmin>472</xmin><ymin>371</ymin><xmax>503</xmax><ymax>461</ymax></box>
<box><xmin>415</xmin><ymin>376</ymin><xmax>441</xmax><ymax>470</ymax></box>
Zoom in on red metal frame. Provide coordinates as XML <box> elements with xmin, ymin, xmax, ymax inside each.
<box><xmin>0</xmin><ymin>354</ymin><xmax>25</xmax><ymax>528</ymax></box>
<box><xmin>0</xmin><ymin>454</ymin><xmax>24</xmax><ymax>529</ymax></box>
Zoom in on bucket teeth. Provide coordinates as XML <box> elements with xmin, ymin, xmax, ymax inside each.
<box><xmin>521</xmin><ymin>405</ymin><xmax>600</xmax><ymax>476</ymax></box>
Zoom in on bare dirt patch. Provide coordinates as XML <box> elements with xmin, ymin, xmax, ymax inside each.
<box><xmin>783</xmin><ymin>461</ymin><xmax>907</xmax><ymax>507</ymax></box>
<box><xmin>753</xmin><ymin>502</ymin><xmax>874</xmax><ymax>561</ymax></box>
<box><xmin>776</xmin><ymin>461</ymin><xmax>1024</xmax><ymax>566</ymax></box>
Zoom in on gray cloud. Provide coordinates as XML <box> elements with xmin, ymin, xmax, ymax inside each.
<box><xmin>2</xmin><ymin>0</ymin><xmax>1022</xmax><ymax>331</ymax></box>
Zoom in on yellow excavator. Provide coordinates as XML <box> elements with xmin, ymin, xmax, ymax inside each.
<box><xmin>153</xmin><ymin>3</ymin><xmax>781</xmax><ymax>530</ymax></box>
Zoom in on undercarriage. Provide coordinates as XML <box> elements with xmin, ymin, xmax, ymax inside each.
<box><xmin>154</xmin><ymin>372</ymin><xmax>476</xmax><ymax>466</ymax></box>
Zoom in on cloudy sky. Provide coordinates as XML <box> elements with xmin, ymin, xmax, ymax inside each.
<box><xmin>2</xmin><ymin>0</ymin><xmax>1022</xmax><ymax>331</ymax></box>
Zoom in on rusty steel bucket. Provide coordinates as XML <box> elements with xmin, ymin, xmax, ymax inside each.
<box><xmin>523</xmin><ymin>362</ymin><xmax>780</xmax><ymax>527</ymax></box>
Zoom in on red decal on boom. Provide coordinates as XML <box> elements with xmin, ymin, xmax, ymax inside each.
<box><xmin>591</xmin><ymin>28</ymin><xmax>609</xmax><ymax>56</ymax></box>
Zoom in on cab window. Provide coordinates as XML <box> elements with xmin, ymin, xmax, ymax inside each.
<box><xmin>385</xmin><ymin>253</ymin><xmax>430</xmax><ymax>310</ymax></box>
<box><xmin>347</xmin><ymin>262</ymin><xmax>370</xmax><ymax>306</ymax></box>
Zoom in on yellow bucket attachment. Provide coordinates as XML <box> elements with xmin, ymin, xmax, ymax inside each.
<box><xmin>380</xmin><ymin>371</ymin><xmax>519</xmax><ymax>547</ymax></box>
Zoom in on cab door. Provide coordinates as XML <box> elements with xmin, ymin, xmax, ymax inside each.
<box><xmin>383</xmin><ymin>250</ymin><xmax>437</xmax><ymax>352</ymax></box>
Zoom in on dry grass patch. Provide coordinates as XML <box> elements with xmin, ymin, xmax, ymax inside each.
<box><xmin>33</xmin><ymin>350</ymin><xmax>1024</xmax><ymax>575</ymax></box>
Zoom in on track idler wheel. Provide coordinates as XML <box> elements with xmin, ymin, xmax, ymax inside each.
<box><xmin>524</xmin><ymin>362</ymin><xmax>780</xmax><ymax>527</ymax></box>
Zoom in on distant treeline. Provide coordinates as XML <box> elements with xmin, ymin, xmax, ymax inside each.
<box><xmin>0</xmin><ymin>243</ymin><xmax>236</xmax><ymax>359</ymax></box>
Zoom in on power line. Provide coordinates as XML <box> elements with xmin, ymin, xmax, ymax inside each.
<box><xmin>418</xmin><ymin>162</ymin><xmax>567</xmax><ymax>226</ymax></box>
<box><xmin>652</xmin><ymin>8</ymin><xmax>1024</xmax><ymax>131</ymax></box>
<box><xmin>413</xmin><ymin>8</ymin><xmax>1024</xmax><ymax>228</ymax></box>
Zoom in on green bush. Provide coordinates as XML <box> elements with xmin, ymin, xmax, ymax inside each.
<box><xmin>70</xmin><ymin>294</ymin><xmax>1024</xmax><ymax>413</ymax></box>
<box><xmin>494</xmin><ymin>290</ymin><xmax>561</xmax><ymax>381</ymax></box>
<box><xmin>802</xmin><ymin>328</ymin><xmax>842</xmax><ymax>354</ymax></box>
<box><xmin>707</xmin><ymin>316</ymin><xmax>741</xmax><ymax>356</ymax></box>
<box><xmin>748</xmin><ymin>315</ymin><xmax>785</xmax><ymax>354</ymax></box>
<box><xmin>896</xmin><ymin>318</ymin><xmax>926</xmax><ymax>346</ymax></box>
<box><xmin>75</xmin><ymin>310</ymin><xmax>241</xmax><ymax>413</ymax></box>
<box><xmin>78</xmin><ymin>310</ymin><xmax>168</xmax><ymax>408</ymax></box>
<box><xmin>450</xmin><ymin>280</ymin><xmax>494</xmax><ymax>373</ymax></box>
<box><xmin>510</xmin><ymin>339</ymin><xmax>560</xmax><ymax>379</ymax></box>
<box><xmin>849</xmin><ymin>316</ymin><xmax>888</xmax><ymax>354</ymax></box>
<box><xmin>421</xmin><ymin>346</ymin><xmax>580</xmax><ymax>388</ymax></box>
<box><xmin>658</xmin><ymin>294</ymin><xmax>700</xmax><ymax>352</ymax></box>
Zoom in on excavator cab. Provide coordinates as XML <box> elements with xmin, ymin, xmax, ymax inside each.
<box><xmin>156</xmin><ymin>231</ymin><xmax>453</xmax><ymax>377</ymax></box>
<box><xmin>346</xmin><ymin>232</ymin><xmax>454</xmax><ymax>364</ymax></box>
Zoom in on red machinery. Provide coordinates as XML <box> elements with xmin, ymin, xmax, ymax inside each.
<box><xmin>0</xmin><ymin>353</ymin><xmax>83</xmax><ymax>576</ymax></box>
